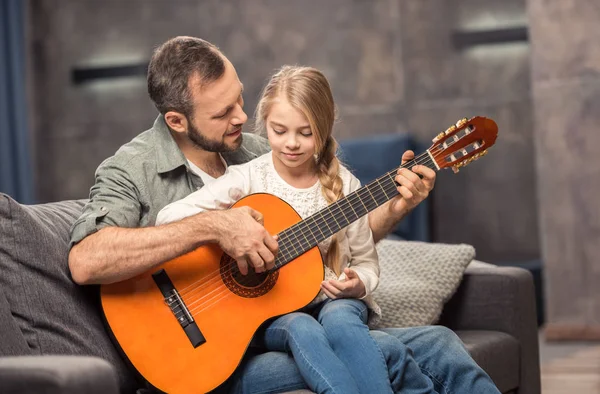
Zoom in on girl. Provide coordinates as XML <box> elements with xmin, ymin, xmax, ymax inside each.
<box><xmin>157</xmin><ymin>66</ymin><xmax>433</xmax><ymax>394</ymax></box>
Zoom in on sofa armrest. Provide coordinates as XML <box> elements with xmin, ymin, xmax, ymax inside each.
<box><xmin>0</xmin><ymin>356</ymin><xmax>119</xmax><ymax>394</ymax></box>
<box><xmin>439</xmin><ymin>260</ymin><xmax>541</xmax><ymax>394</ymax></box>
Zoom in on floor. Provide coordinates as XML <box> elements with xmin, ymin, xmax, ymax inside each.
<box><xmin>539</xmin><ymin>333</ymin><xmax>600</xmax><ymax>393</ymax></box>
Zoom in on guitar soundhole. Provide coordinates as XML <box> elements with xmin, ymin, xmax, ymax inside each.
<box><xmin>220</xmin><ymin>255</ymin><xmax>278</xmax><ymax>298</ymax></box>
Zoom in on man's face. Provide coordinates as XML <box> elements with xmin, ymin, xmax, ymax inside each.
<box><xmin>185</xmin><ymin>58</ymin><xmax>247</xmax><ymax>152</ymax></box>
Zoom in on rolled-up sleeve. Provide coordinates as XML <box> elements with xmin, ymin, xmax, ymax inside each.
<box><xmin>69</xmin><ymin>160</ymin><xmax>142</xmax><ymax>248</ymax></box>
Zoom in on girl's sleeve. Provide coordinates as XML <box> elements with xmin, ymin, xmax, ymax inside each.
<box><xmin>339</xmin><ymin>170</ymin><xmax>380</xmax><ymax>297</ymax></box>
<box><xmin>156</xmin><ymin>163</ymin><xmax>252</xmax><ymax>225</ymax></box>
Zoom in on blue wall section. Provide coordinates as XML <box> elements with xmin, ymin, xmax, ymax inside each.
<box><xmin>0</xmin><ymin>0</ymin><xmax>34</xmax><ymax>203</ymax></box>
<box><xmin>339</xmin><ymin>134</ymin><xmax>430</xmax><ymax>242</ymax></box>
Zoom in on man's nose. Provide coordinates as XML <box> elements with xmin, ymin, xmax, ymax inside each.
<box><xmin>232</xmin><ymin>106</ymin><xmax>248</xmax><ymax>125</ymax></box>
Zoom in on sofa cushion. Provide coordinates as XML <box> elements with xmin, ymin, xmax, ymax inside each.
<box><xmin>456</xmin><ymin>330</ymin><xmax>520</xmax><ymax>393</ymax></box>
<box><xmin>0</xmin><ymin>287</ymin><xmax>31</xmax><ymax>356</ymax></box>
<box><xmin>373</xmin><ymin>239</ymin><xmax>474</xmax><ymax>328</ymax></box>
<box><xmin>0</xmin><ymin>193</ymin><xmax>137</xmax><ymax>392</ymax></box>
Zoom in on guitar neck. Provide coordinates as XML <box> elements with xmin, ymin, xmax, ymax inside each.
<box><xmin>273</xmin><ymin>150</ymin><xmax>438</xmax><ymax>269</ymax></box>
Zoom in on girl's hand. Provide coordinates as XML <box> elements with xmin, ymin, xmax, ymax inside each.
<box><xmin>320</xmin><ymin>268</ymin><xmax>366</xmax><ymax>299</ymax></box>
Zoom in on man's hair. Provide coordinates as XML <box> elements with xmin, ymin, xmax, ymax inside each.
<box><xmin>147</xmin><ymin>36</ymin><xmax>226</xmax><ymax>117</ymax></box>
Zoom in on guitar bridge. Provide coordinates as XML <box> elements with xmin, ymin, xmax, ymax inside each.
<box><xmin>152</xmin><ymin>269</ymin><xmax>206</xmax><ymax>348</ymax></box>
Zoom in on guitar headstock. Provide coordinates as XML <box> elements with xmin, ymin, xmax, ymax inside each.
<box><xmin>428</xmin><ymin>116</ymin><xmax>498</xmax><ymax>173</ymax></box>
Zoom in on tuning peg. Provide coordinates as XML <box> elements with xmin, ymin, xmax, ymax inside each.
<box><xmin>432</xmin><ymin>131</ymin><xmax>446</xmax><ymax>143</ymax></box>
<box><xmin>452</xmin><ymin>165</ymin><xmax>460</xmax><ymax>173</ymax></box>
<box><xmin>455</xmin><ymin>118</ymin><xmax>468</xmax><ymax>128</ymax></box>
<box><xmin>444</xmin><ymin>125</ymin><xmax>457</xmax><ymax>135</ymax></box>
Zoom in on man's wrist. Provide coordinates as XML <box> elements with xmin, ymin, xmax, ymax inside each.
<box><xmin>179</xmin><ymin>210</ymin><xmax>222</xmax><ymax>247</ymax></box>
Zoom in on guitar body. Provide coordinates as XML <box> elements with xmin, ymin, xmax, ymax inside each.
<box><xmin>101</xmin><ymin>194</ymin><xmax>325</xmax><ymax>393</ymax></box>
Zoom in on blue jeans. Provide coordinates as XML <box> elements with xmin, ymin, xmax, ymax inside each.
<box><xmin>224</xmin><ymin>325</ymin><xmax>500</xmax><ymax>394</ymax></box>
<box><xmin>260</xmin><ymin>299</ymin><xmax>394</xmax><ymax>394</ymax></box>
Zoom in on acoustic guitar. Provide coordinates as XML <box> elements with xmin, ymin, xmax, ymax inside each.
<box><xmin>101</xmin><ymin>116</ymin><xmax>498</xmax><ymax>393</ymax></box>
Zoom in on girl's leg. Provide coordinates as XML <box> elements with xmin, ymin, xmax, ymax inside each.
<box><xmin>316</xmin><ymin>299</ymin><xmax>394</xmax><ymax>394</ymax></box>
<box><xmin>261</xmin><ymin>312</ymin><xmax>361</xmax><ymax>394</ymax></box>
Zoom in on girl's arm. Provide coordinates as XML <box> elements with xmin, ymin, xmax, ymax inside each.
<box><xmin>156</xmin><ymin>164</ymin><xmax>252</xmax><ymax>225</ymax></box>
<box><xmin>339</xmin><ymin>171</ymin><xmax>380</xmax><ymax>297</ymax></box>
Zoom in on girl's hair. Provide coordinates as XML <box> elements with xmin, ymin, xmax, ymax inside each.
<box><xmin>254</xmin><ymin>65</ymin><xmax>344</xmax><ymax>275</ymax></box>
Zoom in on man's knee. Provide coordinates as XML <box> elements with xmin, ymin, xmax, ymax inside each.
<box><xmin>422</xmin><ymin>326</ymin><xmax>464</xmax><ymax>349</ymax></box>
<box><xmin>370</xmin><ymin>331</ymin><xmax>411</xmax><ymax>361</ymax></box>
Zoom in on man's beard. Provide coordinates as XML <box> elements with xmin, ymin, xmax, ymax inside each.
<box><xmin>187</xmin><ymin>121</ymin><xmax>242</xmax><ymax>153</ymax></box>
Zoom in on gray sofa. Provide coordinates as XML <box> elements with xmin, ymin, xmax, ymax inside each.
<box><xmin>0</xmin><ymin>193</ymin><xmax>541</xmax><ymax>394</ymax></box>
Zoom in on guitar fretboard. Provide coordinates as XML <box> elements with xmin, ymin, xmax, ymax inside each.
<box><xmin>273</xmin><ymin>153</ymin><xmax>437</xmax><ymax>268</ymax></box>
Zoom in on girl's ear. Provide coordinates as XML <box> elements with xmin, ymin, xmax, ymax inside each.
<box><xmin>164</xmin><ymin>111</ymin><xmax>189</xmax><ymax>134</ymax></box>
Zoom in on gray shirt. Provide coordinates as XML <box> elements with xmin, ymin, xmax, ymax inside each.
<box><xmin>69</xmin><ymin>115</ymin><xmax>270</xmax><ymax>247</ymax></box>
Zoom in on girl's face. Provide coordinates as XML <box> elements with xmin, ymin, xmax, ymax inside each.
<box><xmin>266</xmin><ymin>97</ymin><xmax>317</xmax><ymax>173</ymax></box>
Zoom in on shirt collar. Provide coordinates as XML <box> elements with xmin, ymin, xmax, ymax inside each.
<box><xmin>152</xmin><ymin>115</ymin><xmax>189</xmax><ymax>174</ymax></box>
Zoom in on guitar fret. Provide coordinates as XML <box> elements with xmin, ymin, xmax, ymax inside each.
<box><xmin>375</xmin><ymin>178</ymin><xmax>390</xmax><ymax>200</ymax></box>
<box><xmin>303</xmin><ymin>219</ymin><xmax>319</xmax><ymax>246</ymax></box>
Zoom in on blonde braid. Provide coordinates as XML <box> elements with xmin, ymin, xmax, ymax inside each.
<box><xmin>317</xmin><ymin>136</ymin><xmax>344</xmax><ymax>276</ymax></box>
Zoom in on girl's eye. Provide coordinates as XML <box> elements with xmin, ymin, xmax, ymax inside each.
<box><xmin>301</xmin><ymin>132</ymin><xmax>313</xmax><ymax>137</ymax></box>
<box><xmin>273</xmin><ymin>129</ymin><xmax>285</xmax><ymax>134</ymax></box>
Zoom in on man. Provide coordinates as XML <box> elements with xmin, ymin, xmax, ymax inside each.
<box><xmin>69</xmin><ymin>36</ymin><xmax>499</xmax><ymax>393</ymax></box>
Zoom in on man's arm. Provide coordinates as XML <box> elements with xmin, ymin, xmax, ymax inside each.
<box><xmin>368</xmin><ymin>150</ymin><xmax>436</xmax><ymax>243</ymax></box>
<box><xmin>69</xmin><ymin>206</ymin><xmax>277</xmax><ymax>285</ymax></box>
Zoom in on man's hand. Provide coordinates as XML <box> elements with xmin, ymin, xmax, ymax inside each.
<box><xmin>212</xmin><ymin>206</ymin><xmax>278</xmax><ymax>275</ymax></box>
<box><xmin>389</xmin><ymin>150</ymin><xmax>436</xmax><ymax>215</ymax></box>
<box><xmin>320</xmin><ymin>268</ymin><xmax>366</xmax><ymax>299</ymax></box>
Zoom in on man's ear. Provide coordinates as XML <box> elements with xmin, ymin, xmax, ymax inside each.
<box><xmin>164</xmin><ymin>111</ymin><xmax>188</xmax><ymax>134</ymax></box>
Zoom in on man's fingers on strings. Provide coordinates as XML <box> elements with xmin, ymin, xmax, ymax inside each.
<box><xmin>236</xmin><ymin>257</ymin><xmax>249</xmax><ymax>276</ymax></box>
<box><xmin>248</xmin><ymin>252</ymin><xmax>265</xmax><ymax>273</ymax></box>
<box><xmin>264</xmin><ymin>234</ymin><xmax>279</xmax><ymax>255</ymax></box>
<box><xmin>258</xmin><ymin>246</ymin><xmax>275</xmax><ymax>270</ymax></box>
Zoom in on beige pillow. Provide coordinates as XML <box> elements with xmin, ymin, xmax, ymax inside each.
<box><xmin>373</xmin><ymin>239</ymin><xmax>475</xmax><ymax>328</ymax></box>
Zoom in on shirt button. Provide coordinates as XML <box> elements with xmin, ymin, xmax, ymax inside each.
<box><xmin>100</xmin><ymin>207</ymin><xmax>107</xmax><ymax>212</ymax></box>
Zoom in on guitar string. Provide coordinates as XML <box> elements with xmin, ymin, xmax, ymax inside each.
<box><xmin>168</xmin><ymin>151</ymin><xmax>440</xmax><ymax>318</ymax></box>
<box><xmin>174</xmin><ymin>147</ymin><xmax>442</xmax><ymax>300</ymax></box>
<box><xmin>183</xmin><ymin>154</ymin><xmax>444</xmax><ymax>317</ymax></box>
<box><xmin>167</xmin><ymin>147</ymin><xmax>453</xmax><ymax>319</ymax></box>
<box><xmin>168</xmin><ymin>149</ymin><xmax>452</xmax><ymax>318</ymax></box>
<box><xmin>174</xmin><ymin>149</ymin><xmax>436</xmax><ymax>303</ymax></box>
<box><xmin>172</xmin><ymin>133</ymin><xmax>481</xmax><ymax>317</ymax></box>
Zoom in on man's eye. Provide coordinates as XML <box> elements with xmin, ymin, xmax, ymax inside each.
<box><xmin>216</xmin><ymin>111</ymin><xmax>228</xmax><ymax>119</ymax></box>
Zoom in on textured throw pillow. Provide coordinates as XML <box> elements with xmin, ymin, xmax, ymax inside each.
<box><xmin>373</xmin><ymin>239</ymin><xmax>475</xmax><ymax>328</ymax></box>
<box><xmin>0</xmin><ymin>194</ymin><xmax>138</xmax><ymax>392</ymax></box>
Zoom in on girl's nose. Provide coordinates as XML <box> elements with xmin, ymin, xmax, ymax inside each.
<box><xmin>285</xmin><ymin>135</ymin><xmax>300</xmax><ymax>149</ymax></box>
